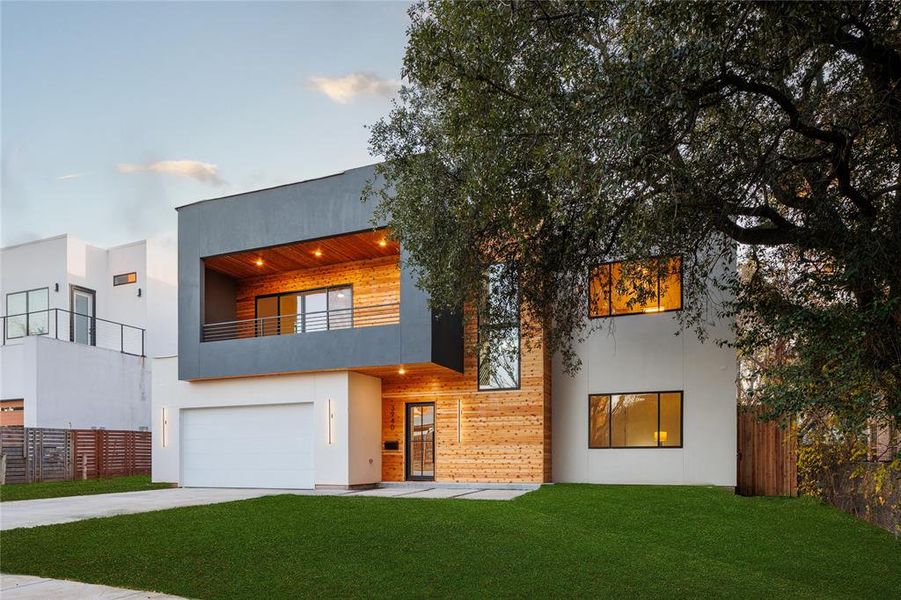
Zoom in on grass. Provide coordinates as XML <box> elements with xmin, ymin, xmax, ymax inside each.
<box><xmin>0</xmin><ymin>485</ymin><xmax>898</xmax><ymax>599</ymax></box>
<box><xmin>0</xmin><ymin>475</ymin><xmax>173</xmax><ymax>502</ymax></box>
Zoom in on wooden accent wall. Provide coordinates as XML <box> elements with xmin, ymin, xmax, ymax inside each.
<box><xmin>234</xmin><ymin>255</ymin><xmax>400</xmax><ymax>322</ymax></box>
<box><xmin>376</xmin><ymin>314</ymin><xmax>552</xmax><ymax>484</ymax></box>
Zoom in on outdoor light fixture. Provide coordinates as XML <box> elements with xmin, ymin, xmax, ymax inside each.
<box><xmin>137</xmin><ymin>287</ymin><xmax>142</xmax><ymax>297</ymax></box>
<box><xmin>54</xmin><ymin>283</ymin><xmax>59</xmax><ymax>292</ymax></box>
<box><xmin>327</xmin><ymin>398</ymin><xmax>335</xmax><ymax>445</ymax></box>
<box><xmin>378</xmin><ymin>239</ymin><xmax>387</xmax><ymax>248</ymax></box>
<box><xmin>255</xmin><ymin>258</ymin><xmax>264</xmax><ymax>267</ymax></box>
<box><xmin>398</xmin><ymin>366</ymin><xmax>406</xmax><ymax>375</ymax></box>
<box><xmin>313</xmin><ymin>249</ymin><xmax>323</xmax><ymax>257</ymax></box>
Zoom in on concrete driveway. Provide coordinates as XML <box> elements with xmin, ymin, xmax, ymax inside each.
<box><xmin>1</xmin><ymin>485</ymin><xmax>535</xmax><ymax>530</ymax></box>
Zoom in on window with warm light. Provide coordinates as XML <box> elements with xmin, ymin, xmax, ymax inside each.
<box><xmin>589</xmin><ymin>391</ymin><xmax>682</xmax><ymax>448</ymax></box>
<box><xmin>589</xmin><ymin>256</ymin><xmax>682</xmax><ymax>317</ymax></box>
<box><xmin>255</xmin><ymin>284</ymin><xmax>352</xmax><ymax>336</ymax></box>
<box><xmin>113</xmin><ymin>272</ymin><xmax>138</xmax><ymax>286</ymax></box>
<box><xmin>478</xmin><ymin>264</ymin><xmax>520</xmax><ymax>390</ymax></box>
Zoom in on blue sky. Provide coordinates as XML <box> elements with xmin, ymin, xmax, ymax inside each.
<box><xmin>1</xmin><ymin>1</ymin><xmax>411</xmax><ymax>247</ymax></box>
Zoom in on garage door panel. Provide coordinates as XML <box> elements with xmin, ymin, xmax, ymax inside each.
<box><xmin>181</xmin><ymin>403</ymin><xmax>314</xmax><ymax>489</ymax></box>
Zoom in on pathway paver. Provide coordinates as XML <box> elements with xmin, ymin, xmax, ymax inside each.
<box><xmin>457</xmin><ymin>489</ymin><xmax>531</xmax><ymax>500</ymax></box>
<box><xmin>400</xmin><ymin>487</ymin><xmax>483</xmax><ymax>499</ymax></box>
<box><xmin>0</xmin><ymin>573</ymin><xmax>187</xmax><ymax>599</ymax></box>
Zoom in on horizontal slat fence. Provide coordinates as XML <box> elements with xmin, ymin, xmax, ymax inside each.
<box><xmin>737</xmin><ymin>407</ymin><xmax>798</xmax><ymax>496</ymax></box>
<box><xmin>0</xmin><ymin>427</ymin><xmax>151</xmax><ymax>484</ymax></box>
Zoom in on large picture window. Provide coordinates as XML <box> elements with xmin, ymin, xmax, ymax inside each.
<box><xmin>5</xmin><ymin>287</ymin><xmax>49</xmax><ymax>339</ymax></box>
<box><xmin>590</xmin><ymin>256</ymin><xmax>682</xmax><ymax>317</ymax></box>
<box><xmin>589</xmin><ymin>391</ymin><xmax>683</xmax><ymax>448</ymax></box>
<box><xmin>255</xmin><ymin>285</ymin><xmax>352</xmax><ymax>336</ymax></box>
<box><xmin>478</xmin><ymin>264</ymin><xmax>520</xmax><ymax>390</ymax></box>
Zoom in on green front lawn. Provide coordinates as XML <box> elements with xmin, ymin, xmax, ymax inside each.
<box><xmin>0</xmin><ymin>485</ymin><xmax>897</xmax><ymax>598</ymax></box>
<box><xmin>0</xmin><ymin>475</ymin><xmax>173</xmax><ymax>502</ymax></box>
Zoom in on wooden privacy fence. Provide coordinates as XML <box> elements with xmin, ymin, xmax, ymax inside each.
<box><xmin>0</xmin><ymin>427</ymin><xmax>151</xmax><ymax>484</ymax></box>
<box><xmin>737</xmin><ymin>407</ymin><xmax>798</xmax><ymax>496</ymax></box>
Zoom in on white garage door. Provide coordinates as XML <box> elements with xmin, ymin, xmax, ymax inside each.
<box><xmin>181</xmin><ymin>403</ymin><xmax>314</xmax><ymax>489</ymax></box>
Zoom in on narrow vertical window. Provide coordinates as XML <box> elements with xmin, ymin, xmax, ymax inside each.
<box><xmin>478</xmin><ymin>264</ymin><xmax>520</xmax><ymax>390</ymax></box>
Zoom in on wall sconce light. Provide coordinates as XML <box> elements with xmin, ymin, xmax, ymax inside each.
<box><xmin>137</xmin><ymin>287</ymin><xmax>142</xmax><ymax>297</ymax></box>
<box><xmin>327</xmin><ymin>398</ymin><xmax>335</xmax><ymax>445</ymax></box>
<box><xmin>54</xmin><ymin>283</ymin><xmax>59</xmax><ymax>292</ymax></box>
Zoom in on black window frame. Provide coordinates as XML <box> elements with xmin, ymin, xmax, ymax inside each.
<box><xmin>588</xmin><ymin>390</ymin><xmax>684</xmax><ymax>449</ymax></box>
<box><xmin>588</xmin><ymin>255</ymin><xmax>684</xmax><ymax>319</ymax></box>
<box><xmin>5</xmin><ymin>287</ymin><xmax>50</xmax><ymax>339</ymax></box>
<box><xmin>477</xmin><ymin>264</ymin><xmax>521</xmax><ymax>392</ymax></box>
<box><xmin>113</xmin><ymin>272</ymin><xmax>138</xmax><ymax>286</ymax></box>
<box><xmin>254</xmin><ymin>283</ymin><xmax>353</xmax><ymax>336</ymax></box>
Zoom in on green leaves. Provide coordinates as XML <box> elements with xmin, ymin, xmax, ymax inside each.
<box><xmin>368</xmin><ymin>0</ymin><xmax>901</xmax><ymax>424</ymax></box>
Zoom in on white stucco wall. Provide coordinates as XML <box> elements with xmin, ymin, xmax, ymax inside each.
<box><xmin>552</xmin><ymin>264</ymin><xmax>737</xmax><ymax>487</ymax></box>
<box><xmin>0</xmin><ymin>344</ymin><xmax>27</xmax><ymax>401</ymax></box>
<box><xmin>151</xmin><ymin>357</ymin><xmax>382</xmax><ymax>487</ymax></box>
<box><xmin>348</xmin><ymin>371</ymin><xmax>383</xmax><ymax>485</ymax></box>
<box><xmin>15</xmin><ymin>336</ymin><xmax>150</xmax><ymax>430</ymax></box>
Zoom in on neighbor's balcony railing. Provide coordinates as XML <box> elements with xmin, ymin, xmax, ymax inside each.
<box><xmin>202</xmin><ymin>302</ymin><xmax>400</xmax><ymax>342</ymax></box>
<box><xmin>1</xmin><ymin>308</ymin><xmax>145</xmax><ymax>357</ymax></box>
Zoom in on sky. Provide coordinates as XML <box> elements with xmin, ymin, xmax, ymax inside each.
<box><xmin>1</xmin><ymin>1</ymin><xmax>411</xmax><ymax>248</ymax></box>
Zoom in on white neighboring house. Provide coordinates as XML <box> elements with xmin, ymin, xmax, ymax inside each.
<box><xmin>0</xmin><ymin>234</ymin><xmax>177</xmax><ymax>430</ymax></box>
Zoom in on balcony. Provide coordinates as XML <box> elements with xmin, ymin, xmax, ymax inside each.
<box><xmin>1</xmin><ymin>308</ymin><xmax>145</xmax><ymax>356</ymax></box>
<box><xmin>202</xmin><ymin>302</ymin><xmax>400</xmax><ymax>342</ymax></box>
<box><xmin>176</xmin><ymin>165</ymin><xmax>462</xmax><ymax>381</ymax></box>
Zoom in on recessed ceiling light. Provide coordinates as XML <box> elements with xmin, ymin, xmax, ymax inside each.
<box><xmin>313</xmin><ymin>249</ymin><xmax>322</xmax><ymax>257</ymax></box>
<box><xmin>255</xmin><ymin>258</ymin><xmax>264</xmax><ymax>267</ymax></box>
<box><xmin>378</xmin><ymin>239</ymin><xmax>388</xmax><ymax>248</ymax></box>
<box><xmin>398</xmin><ymin>366</ymin><xmax>406</xmax><ymax>375</ymax></box>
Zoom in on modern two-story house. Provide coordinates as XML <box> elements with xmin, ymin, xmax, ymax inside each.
<box><xmin>1</xmin><ymin>234</ymin><xmax>177</xmax><ymax>429</ymax></box>
<box><xmin>152</xmin><ymin>163</ymin><xmax>736</xmax><ymax>489</ymax></box>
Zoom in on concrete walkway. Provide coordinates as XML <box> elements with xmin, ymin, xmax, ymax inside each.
<box><xmin>1</xmin><ymin>485</ymin><xmax>536</xmax><ymax>530</ymax></box>
<box><xmin>0</xmin><ymin>573</ymin><xmax>188</xmax><ymax>599</ymax></box>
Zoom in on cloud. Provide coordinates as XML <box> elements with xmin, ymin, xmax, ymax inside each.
<box><xmin>57</xmin><ymin>172</ymin><xmax>87</xmax><ymax>180</ymax></box>
<box><xmin>117</xmin><ymin>160</ymin><xmax>224</xmax><ymax>185</ymax></box>
<box><xmin>307</xmin><ymin>73</ymin><xmax>400</xmax><ymax>104</ymax></box>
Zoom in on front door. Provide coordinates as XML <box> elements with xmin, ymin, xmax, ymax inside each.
<box><xmin>405</xmin><ymin>402</ymin><xmax>435</xmax><ymax>481</ymax></box>
<box><xmin>71</xmin><ymin>286</ymin><xmax>96</xmax><ymax>345</ymax></box>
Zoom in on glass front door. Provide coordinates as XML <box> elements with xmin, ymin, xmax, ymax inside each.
<box><xmin>406</xmin><ymin>403</ymin><xmax>435</xmax><ymax>481</ymax></box>
<box><xmin>71</xmin><ymin>286</ymin><xmax>96</xmax><ymax>346</ymax></box>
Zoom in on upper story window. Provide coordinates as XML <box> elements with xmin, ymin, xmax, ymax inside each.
<box><xmin>5</xmin><ymin>287</ymin><xmax>49</xmax><ymax>338</ymax></box>
<box><xmin>113</xmin><ymin>272</ymin><xmax>137</xmax><ymax>286</ymax></box>
<box><xmin>589</xmin><ymin>256</ymin><xmax>682</xmax><ymax>318</ymax></box>
<box><xmin>478</xmin><ymin>264</ymin><xmax>520</xmax><ymax>391</ymax></box>
<box><xmin>589</xmin><ymin>391</ymin><xmax>683</xmax><ymax>448</ymax></box>
<box><xmin>255</xmin><ymin>285</ymin><xmax>353</xmax><ymax>336</ymax></box>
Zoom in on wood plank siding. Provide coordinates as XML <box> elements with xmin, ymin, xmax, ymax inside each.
<box><xmin>204</xmin><ymin>229</ymin><xmax>399</xmax><ymax>279</ymax></box>
<box><xmin>371</xmin><ymin>315</ymin><xmax>552</xmax><ymax>484</ymax></box>
<box><xmin>233</xmin><ymin>255</ymin><xmax>401</xmax><ymax>323</ymax></box>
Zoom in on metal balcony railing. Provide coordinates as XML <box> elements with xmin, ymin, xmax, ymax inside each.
<box><xmin>1</xmin><ymin>308</ymin><xmax>146</xmax><ymax>356</ymax></box>
<box><xmin>202</xmin><ymin>302</ymin><xmax>400</xmax><ymax>342</ymax></box>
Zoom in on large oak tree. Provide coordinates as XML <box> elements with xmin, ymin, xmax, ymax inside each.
<box><xmin>368</xmin><ymin>1</ymin><xmax>901</xmax><ymax>425</ymax></box>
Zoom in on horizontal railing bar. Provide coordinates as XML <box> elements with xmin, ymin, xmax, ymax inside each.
<box><xmin>1</xmin><ymin>308</ymin><xmax>145</xmax><ymax>333</ymax></box>
<box><xmin>201</xmin><ymin>302</ymin><xmax>401</xmax><ymax>342</ymax></box>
